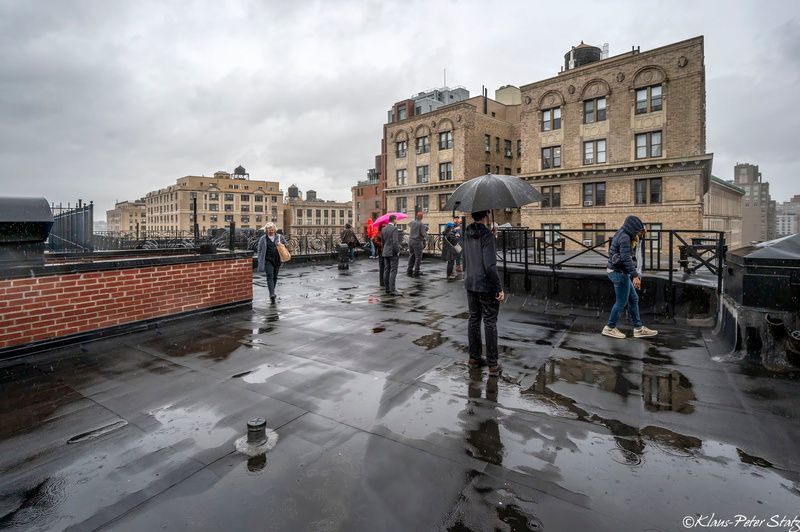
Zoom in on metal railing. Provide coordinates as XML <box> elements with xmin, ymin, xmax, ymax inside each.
<box><xmin>48</xmin><ymin>200</ymin><xmax>94</xmax><ymax>252</ymax></box>
<box><xmin>496</xmin><ymin>228</ymin><xmax>726</xmax><ymax>315</ymax></box>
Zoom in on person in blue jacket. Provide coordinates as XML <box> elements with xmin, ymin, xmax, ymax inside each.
<box><xmin>602</xmin><ymin>215</ymin><xmax>658</xmax><ymax>339</ymax></box>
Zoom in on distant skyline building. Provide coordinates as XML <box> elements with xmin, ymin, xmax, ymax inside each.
<box><xmin>144</xmin><ymin>166</ymin><xmax>284</xmax><ymax>234</ymax></box>
<box><xmin>283</xmin><ymin>185</ymin><xmax>353</xmax><ymax>237</ymax></box>
<box><xmin>733</xmin><ymin>162</ymin><xmax>776</xmax><ymax>243</ymax></box>
<box><xmin>106</xmin><ymin>198</ymin><xmax>147</xmax><ymax>235</ymax></box>
<box><xmin>775</xmin><ymin>194</ymin><xmax>800</xmax><ymax>237</ymax></box>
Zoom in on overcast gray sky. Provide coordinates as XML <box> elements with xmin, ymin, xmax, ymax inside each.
<box><xmin>1</xmin><ymin>0</ymin><xmax>798</xmax><ymax>219</ymax></box>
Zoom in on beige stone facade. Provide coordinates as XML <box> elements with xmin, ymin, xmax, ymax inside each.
<box><xmin>518</xmin><ymin>36</ymin><xmax>713</xmax><ymax>247</ymax></box>
<box><xmin>283</xmin><ymin>190</ymin><xmax>353</xmax><ymax>237</ymax></box>
<box><xmin>106</xmin><ymin>199</ymin><xmax>146</xmax><ymax>235</ymax></box>
<box><xmin>703</xmin><ymin>176</ymin><xmax>744</xmax><ymax>250</ymax></box>
<box><xmin>144</xmin><ymin>169</ymin><xmax>284</xmax><ymax>234</ymax></box>
<box><xmin>384</xmin><ymin>95</ymin><xmax>522</xmax><ymax>233</ymax></box>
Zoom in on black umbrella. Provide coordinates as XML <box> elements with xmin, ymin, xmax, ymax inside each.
<box><xmin>443</xmin><ymin>173</ymin><xmax>543</xmax><ymax>214</ymax></box>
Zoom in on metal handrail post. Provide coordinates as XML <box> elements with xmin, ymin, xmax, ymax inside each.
<box><xmin>669</xmin><ymin>231</ymin><xmax>675</xmax><ymax>317</ymax></box>
<box><xmin>524</xmin><ymin>229</ymin><xmax>530</xmax><ymax>291</ymax></box>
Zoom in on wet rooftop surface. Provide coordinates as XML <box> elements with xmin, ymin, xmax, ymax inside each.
<box><xmin>1</xmin><ymin>260</ymin><xmax>799</xmax><ymax>531</ymax></box>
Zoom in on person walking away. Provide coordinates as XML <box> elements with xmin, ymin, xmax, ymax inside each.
<box><xmin>463</xmin><ymin>210</ymin><xmax>505</xmax><ymax>376</ymax></box>
<box><xmin>257</xmin><ymin>222</ymin><xmax>288</xmax><ymax>304</ymax></box>
<box><xmin>381</xmin><ymin>216</ymin><xmax>402</xmax><ymax>296</ymax></box>
<box><xmin>365</xmin><ymin>219</ymin><xmax>377</xmax><ymax>258</ymax></box>
<box><xmin>406</xmin><ymin>211</ymin><xmax>427</xmax><ymax>277</ymax></box>
<box><xmin>602</xmin><ymin>215</ymin><xmax>658</xmax><ymax>339</ymax></box>
<box><xmin>374</xmin><ymin>222</ymin><xmax>386</xmax><ymax>287</ymax></box>
<box><xmin>341</xmin><ymin>223</ymin><xmax>359</xmax><ymax>262</ymax></box>
<box><xmin>442</xmin><ymin>222</ymin><xmax>460</xmax><ymax>280</ymax></box>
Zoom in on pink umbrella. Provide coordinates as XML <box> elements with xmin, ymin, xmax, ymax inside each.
<box><xmin>373</xmin><ymin>212</ymin><xmax>408</xmax><ymax>226</ymax></box>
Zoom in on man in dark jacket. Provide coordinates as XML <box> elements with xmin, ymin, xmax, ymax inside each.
<box><xmin>602</xmin><ymin>215</ymin><xmax>658</xmax><ymax>339</ymax></box>
<box><xmin>464</xmin><ymin>210</ymin><xmax>505</xmax><ymax>376</ymax></box>
<box><xmin>381</xmin><ymin>216</ymin><xmax>402</xmax><ymax>296</ymax></box>
<box><xmin>406</xmin><ymin>211</ymin><xmax>427</xmax><ymax>277</ymax></box>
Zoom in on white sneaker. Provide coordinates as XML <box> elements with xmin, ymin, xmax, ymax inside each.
<box><xmin>602</xmin><ymin>326</ymin><xmax>626</xmax><ymax>339</ymax></box>
<box><xmin>634</xmin><ymin>326</ymin><xmax>658</xmax><ymax>338</ymax></box>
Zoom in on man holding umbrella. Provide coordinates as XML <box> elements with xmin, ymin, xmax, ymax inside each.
<box><xmin>464</xmin><ymin>210</ymin><xmax>505</xmax><ymax>376</ymax></box>
<box><xmin>445</xmin><ymin>173</ymin><xmax>543</xmax><ymax>377</ymax></box>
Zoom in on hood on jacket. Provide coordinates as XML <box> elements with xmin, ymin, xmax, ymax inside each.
<box><xmin>465</xmin><ymin>222</ymin><xmax>489</xmax><ymax>239</ymax></box>
<box><xmin>621</xmin><ymin>215</ymin><xmax>645</xmax><ymax>237</ymax></box>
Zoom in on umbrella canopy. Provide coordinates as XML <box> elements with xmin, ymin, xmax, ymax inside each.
<box><xmin>444</xmin><ymin>173</ymin><xmax>543</xmax><ymax>213</ymax></box>
<box><xmin>373</xmin><ymin>212</ymin><xmax>409</xmax><ymax>226</ymax></box>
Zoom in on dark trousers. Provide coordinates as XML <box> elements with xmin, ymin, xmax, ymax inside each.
<box><xmin>467</xmin><ymin>290</ymin><xmax>500</xmax><ymax>366</ymax></box>
<box><xmin>446</xmin><ymin>260</ymin><xmax>455</xmax><ymax>276</ymax></box>
<box><xmin>407</xmin><ymin>239</ymin><xmax>423</xmax><ymax>274</ymax></box>
<box><xmin>265</xmin><ymin>261</ymin><xmax>280</xmax><ymax>298</ymax></box>
<box><xmin>383</xmin><ymin>255</ymin><xmax>399</xmax><ymax>292</ymax></box>
<box><xmin>378</xmin><ymin>256</ymin><xmax>386</xmax><ymax>286</ymax></box>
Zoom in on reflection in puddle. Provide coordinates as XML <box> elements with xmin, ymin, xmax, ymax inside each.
<box><xmin>0</xmin><ymin>475</ymin><xmax>68</xmax><ymax>529</ymax></box>
<box><xmin>413</xmin><ymin>332</ymin><xmax>443</xmax><ymax>350</ymax></box>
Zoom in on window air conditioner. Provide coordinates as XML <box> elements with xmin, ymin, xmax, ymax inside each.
<box><xmin>582</xmin><ymin>239</ymin><xmax>593</xmax><ymax>246</ymax></box>
<box><xmin>422</xmin><ymin>207</ymin><xmax>428</xmax><ymax>212</ymax></box>
<box><xmin>584</xmin><ymin>200</ymin><xmax>594</xmax><ymax>206</ymax></box>
<box><xmin>485</xmin><ymin>147</ymin><xmax>490</xmax><ymax>153</ymax></box>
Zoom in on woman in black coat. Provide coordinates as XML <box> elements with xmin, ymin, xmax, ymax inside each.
<box><xmin>257</xmin><ymin>222</ymin><xmax>288</xmax><ymax>303</ymax></box>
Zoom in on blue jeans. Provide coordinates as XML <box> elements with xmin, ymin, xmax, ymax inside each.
<box><xmin>606</xmin><ymin>271</ymin><xmax>642</xmax><ymax>328</ymax></box>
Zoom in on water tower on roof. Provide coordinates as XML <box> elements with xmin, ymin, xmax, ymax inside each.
<box><xmin>233</xmin><ymin>165</ymin><xmax>249</xmax><ymax>180</ymax></box>
<box><xmin>564</xmin><ymin>41</ymin><xmax>603</xmax><ymax>71</ymax></box>
<box><xmin>306</xmin><ymin>190</ymin><xmax>317</xmax><ymax>201</ymax></box>
<box><xmin>288</xmin><ymin>184</ymin><xmax>300</xmax><ymax>199</ymax></box>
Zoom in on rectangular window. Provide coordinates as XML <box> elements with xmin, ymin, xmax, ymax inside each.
<box><xmin>241</xmin><ymin>215</ymin><xmax>250</xmax><ymax>223</ymax></box>
<box><xmin>415</xmin><ymin>136</ymin><xmax>430</xmax><ymax>154</ymax></box>
<box><xmin>582</xmin><ymin>223</ymin><xmax>607</xmax><ymax>246</ymax></box>
<box><xmin>583</xmin><ymin>139</ymin><xmax>606</xmax><ymax>165</ymax></box>
<box><xmin>224</xmin><ymin>204</ymin><xmax>233</xmax><ymax>212</ymax></box>
<box><xmin>224</xmin><ymin>193</ymin><xmax>234</xmax><ymax>201</ymax></box>
<box><xmin>540</xmin><ymin>185</ymin><xmax>561</xmax><ymax>208</ymax></box>
<box><xmin>396</xmin><ymin>141</ymin><xmax>407</xmax><ymax>158</ymax></box>
<box><xmin>504</xmin><ymin>167</ymin><xmax>512</xmax><ymax>175</ymax></box>
<box><xmin>438</xmin><ymin>131</ymin><xmax>453</xmax><ymax>150</ymax></box>
<box><xmin>541</xmin><ymin>146</ymin><xmax>561</xmax><ymax>169</ymax></box>
<box><xmin>255</xmin><ymin>215</ymin><xmax>262</xmax><ymax>223</ymax></box>
<box><xmin>438</xmin><ymin>162</ymin><xmax>453</xmax><ymax>181</ymax></box>
<box><xmin>635</xmin><ymin>178</ymin><xmax>663</xmax><ymax>204</ymax></box>
<box><xmin>637</xmin><ymin>85</ymin><xmax>663</xmax><ymax>114</ymax></box>
<box><xmin>517</xmin><ymin>139</ymin><xmax>522</xmax><ymax>156</ymax></box>
<box><xmin>635</xmin><ymin>131</ymin><xmax>663</xmax><ymax>159</ymax></box>
<box><xmin>541</xmin><ymin>107</ymin><xmax>562</xmax><ymax>131</ymax></box>
<box><xmin>271</xmin><ymin>196</ymin><xmax>277</xmax><ymax>203</ymax></box>
<box><xmin>241</xmin><ymin>204</ymin><xmax>250</xmax><ymax>212</ymax></box>
<box><xmin>254</xmin><ymin>195</ymin><xmax>263</xmax><ymax>202</ymax></box>
<box><xmin>209</xmin><ymin>192</ymin><xmax>219</xmax><ymax>201</ymax></box>
<box><xmin>209</xmin><ymin>204</ymin><xmax>219</xmax><ymax>212</ymax></box>
<box><xmin>224</xmin><ymin>214</ymin><xmax>233</xmax><ymax>222</ymax></box>
<box><xmin>485</xmin><ymin>164</ymin><xmax>491</xmax><ymax>174</ymax></box>
<box><xmin>415</xmin><ymin>195</ymin><xmax>429</xmax><ymax>211</ymax></box>
<box><xmin>583</xmin><ymin>97</ymin><xmax>606</xmax><ymax>123</ymax></box>
<box><xmin>398</xmin><ymin>107</ymin><xmax>406</xmax><ymax>120</ymax></box>
<box><xmin>504</xmin><ymin>139</ymin><xmax>512</xmax><ymax>158</ymax></box>
<box><xmin>297</xmin><ymin>209</ymin><xmax>303</xmax><ymax>217</ymax></box>
<box><xmin>495</xmin><ymin>137</ymin><xmax>500</xmax><ymax>153</ymax></box>
<box><xmin>542</xmin><ymin>223</ymin><xmax>562</xmax><ymax>244</ymax></box>
<box><xmin>646</xmin><ymin>222</ymin><xmax>662</xmax><ymax>250</ymax></box>
<box><xmin>438</xmin><ymin>193</ymin><xmax>451</xmax><ymax>211</ymax></box>
<box><xmin>396</xmin><ymin>169</ymin><xmax>407</xmax><ymax>186</ymax></box>
<box><xmin>582</xmin><ymin>182</ymin><xmax>606</xmax><ymax>207</ymax></box>
<box><xmin>210</xmin><ymin>215</ymin><xmax>217</xmax><ymax>223</ymax></box>
<box><xmin>240</xmin><ymin>194</ymin><xmax>249</xmax><ymax>202</ymax></box>
<box><xmin>484</xmin><ymin>134</ymin><xmax>491</xmax><ymax>152</ymax></box>
<box><xmin>396</xmin><ymin>197</ymin><xmax>408</xmax><ymax>213</ymax></box>
<box><xmin>416</xmin><ymin>165</ymin><xmax>429</xmax><ymax>183</ymax></box>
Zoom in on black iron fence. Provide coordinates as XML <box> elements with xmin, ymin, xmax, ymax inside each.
<box><xmin>496</xmin><ymin>227</ymin><xmax>726</xmax><ymax>311</ymax></box>
<box><xmin>48</xmin><ymin>201</ymin><xmax>94</xmax><ymax>252</ymax></box>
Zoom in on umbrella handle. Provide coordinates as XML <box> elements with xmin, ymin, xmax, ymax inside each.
<box><xmin>451</xmin><ymin>201</ymin><xmax>460</xmax><ymax>219</ymax></box>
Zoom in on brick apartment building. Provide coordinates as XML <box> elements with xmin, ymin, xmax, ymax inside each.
<box><xmin>383</xmin><ymin>88</ymin><xmax>522</xmax><ymax>232</ymax></box>
<box><xmin>517</xmin><ymin>37</ymin><xmax>712</xmax><ymax>248</ymax></box>
<box><xmin>106</xmin><ymin>199</ymin><xmax>147</xmax><ymax>235</ymax></box>
<box><xmin>351</xmin><ymin>159</ymin><xmax>383</xmax><ymax>235</ymax></box>
<box><xmin>144</xmin><ymin>166</ymin><xmax>284</xmax><ymax>233</ymax></box>
<box><xmin>703</xmin><ymin>176</ymin><xmax>744</xmax><ymax>249</ymax></box>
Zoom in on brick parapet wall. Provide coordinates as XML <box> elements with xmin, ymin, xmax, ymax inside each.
<box><xmin>0</xmin><ymin>257</ymin><xmax>252</xmax><ymax>349</ymax></box>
